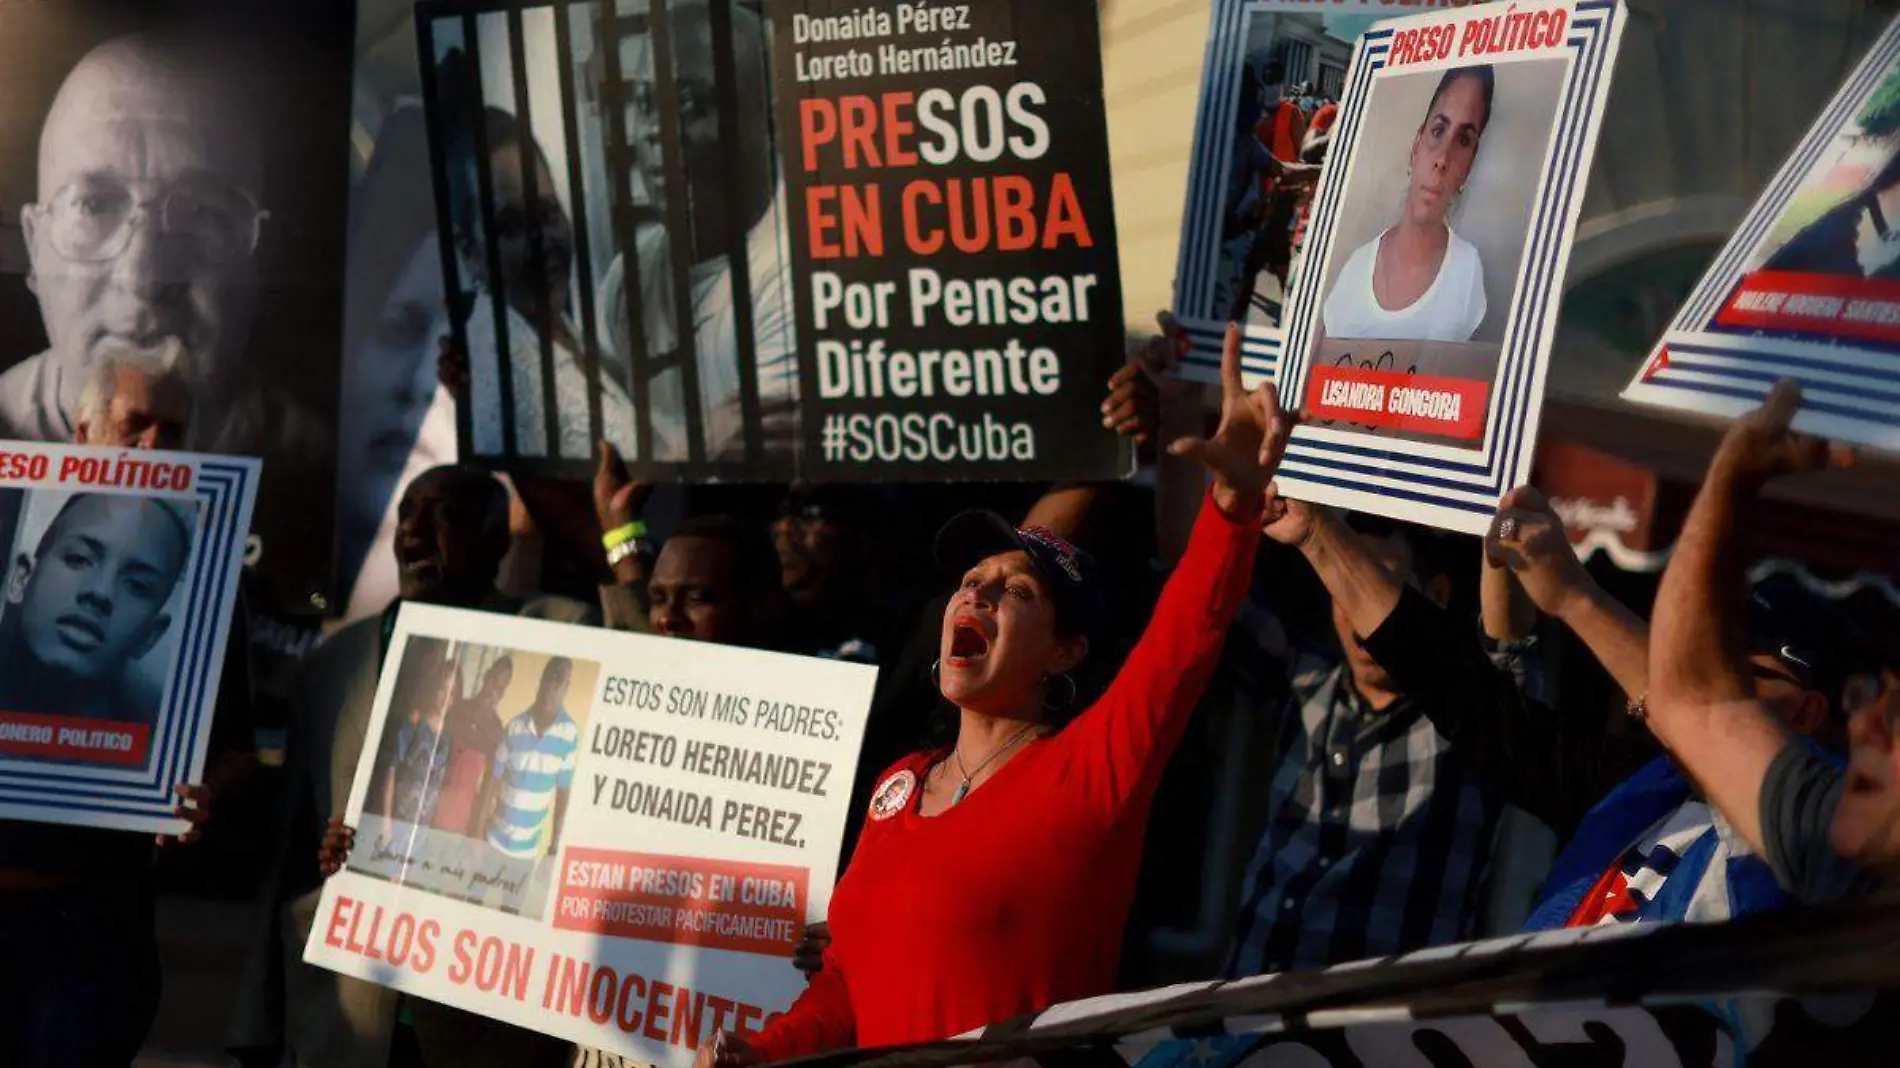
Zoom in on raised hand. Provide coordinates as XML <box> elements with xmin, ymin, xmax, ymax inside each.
<box><xmin>1166</xmin><ymin>323</ymin><xmax>1301</xmax><ymax>514</ymax></box>
<box><xmin>593</xmin><ymin>441</ymin><xmax>653</xmax><ymax>534</ymax></box>
<box><xmin>1714</xmin><ymin>379</ymin><xmax>1853</xmax><ymax>486</ymax></box>
<box><xmin>1485</xmin><ymin>486</ymin><xmax>1591</xmax><ymax>620</ymax></box>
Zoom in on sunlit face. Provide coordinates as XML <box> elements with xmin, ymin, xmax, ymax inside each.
<box><xmin>1405</xmin><ymin>74</ymin><xmax>1486</xmax><ymax>227</ymax></box>
<box><xmin>8</xmin><ymin>496</ymin><xmax>188</xmax><ymax>682</ymax></box>
<box><xmin>24</xmin><ymin>40</ymin><xmax>262</xmax><ymax>412</ymax></box>
<box><xmin>1830</xmin><ymin>669</ymin><xmax>1900</xmax><ymax>877</ymax></box>
<box><xmin>649</xmin><ymin>536</ymin><xmax>749</xmax><ymax>644</ymax></box>
<box><xmin>937</xmin><ymin>550</ymin><xmax>1083</xmax><ymax>716</ymax></box>
<box><xmin>76</xmin><ymin>364</ymin><xmax>190</xmax><ymax>449</ymax></box>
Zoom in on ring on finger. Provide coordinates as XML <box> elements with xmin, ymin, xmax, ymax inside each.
<box><xmin>1498</xmin><ymin>516</ymin><xmax>1519</xmax><ymax>541</ymax></box>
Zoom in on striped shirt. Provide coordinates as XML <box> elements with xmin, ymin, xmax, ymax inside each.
<box><xmin>488</xmin><ymin>707</ymin><xmax>580</xmax><ymax>859</ymax></box>
<box><xmin>1225</xmin><ymin>588</ymin><xmax>1501</xmax><ymax>975</ymax></box>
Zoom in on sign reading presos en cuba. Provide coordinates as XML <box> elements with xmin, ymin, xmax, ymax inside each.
<box><xmin>1623</xmin><ymin>15</ymin><xmax>1900</xmax><ymax>454</ymax></box>
<box><xmin>770</xmin><ymin>0</ymin><xmax>1132</xmax><ymax>480</ymax></box>
<box><xmin>303</xmin><ymin>604</ymin><xmax>876</xmax><ymax>1066</ymax></box>
<box><xmin>0</xmin><ymin>441</ymin><xmax>258</xmax><ymax>836</ymax></box>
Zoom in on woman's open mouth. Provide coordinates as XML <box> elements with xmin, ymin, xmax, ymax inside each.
<box><xmin>947</xmin><ymin>620</ymin><xmax>991</xmax><ymax>667</ymax></box>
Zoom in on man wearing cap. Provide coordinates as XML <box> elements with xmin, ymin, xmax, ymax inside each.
<box><xmin>1448</xmin><ymin>486</ymin><xmax>1857</xmax><ymax>929</ymax></box>
<box><xmin>1645</xmin><ymin>383</ymin><xmax>1899</xmax><ymax>904</ymax></box>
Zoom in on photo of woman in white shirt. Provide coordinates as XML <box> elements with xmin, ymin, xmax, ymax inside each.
<box><xmin>1321</xmin><ymin>65</ymin><xmax>1494</xmax><ymax>342</ymax></box>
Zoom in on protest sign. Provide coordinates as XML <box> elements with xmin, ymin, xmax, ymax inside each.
<box><xmin>416</xmin><ymin>0</ymin><xmax>1128</xmax><ymax>483</ymax></box>
<box><xmin>1170</xmin><ymin>1</ymin><xmax>1498</xmax><ymax>388</ymax></box>
<box><xmin>1622</xmin><ymin>17</ymin><xmax>1900</xmax><ymax>454</ymax></box>
<box><xmin>1245</xmin><ymin>0</ymin><xmax>1624</xmax><ymax>535</ymax></box>
<box><xmin>304</xmin><ymin>603</ymin><xmax>876</xmax><ymax>1064</ymax></box>
<box><xmin>772</xmin><ymin>0</ymin><xmax>1128</xmax><ymax>480</ymax></box>
<box><xmin>0</xmin><ymin>442</ymin><xmax>258</xmax><ymax>836</ymax></box>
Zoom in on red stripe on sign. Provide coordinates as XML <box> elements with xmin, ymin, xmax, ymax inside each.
<box><xmin>1307</xmin><ymin>365</ymin><xmax>1489</xmax><ymax>441</ymax></box>
<box><xmin>1714</xmin><ymin>269</ymin><xmax>1900</xmax><ymax>345</ymax></box>
<box><xmin>0</xmin><ymin>710</ymin><xmax>150</xmax><ymax>765</ymax></box>
<box><xmin>552</xmin><ymin>848</ymin><xmax>808</xmax><ymax>958</ymax></box>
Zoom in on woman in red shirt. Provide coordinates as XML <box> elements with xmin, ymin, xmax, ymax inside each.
<box><xmin>702</xmin><ymin>327</ymin><xmax>1299</xmax><ymax>1066</ymax></box>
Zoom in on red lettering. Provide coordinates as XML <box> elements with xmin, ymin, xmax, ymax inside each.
<box><xmin>1042</xmin><ymin>173</ymin><xmax>1091</xmax><ymax>249</ymax></box>
<box><xmin>735</xmin><ymin>1003</ymin><xmax>764</xmax><ymax>1039</ymax></box>
<box><xmin>644</xmin><ymin>980</ymin><xmax>675</xmax><ymax>1043</ymax></box>
<box><xmin>839</xmin><ymin>95</ymin><xmax>880</xmax><ymax>168</ymax></box>
<box><xmin>882</xmin><ymin>91</ymin><xmax>918</xmax><ymax>166</ymax></box>
<box><xmin>362</xmin><ymin>903</ymin><xmax>386</xmax><ymax>961</ymax></box>
<box><xmin>704</xmin><ymin>994</ymin><xmax>736</xmax><ymax>1037</ymax></box>
<box><xmin>671</xmin><ymin>986</ymin><xmax>707</xmax><ymax>1049</ymax></box>
<box><xmin>449</xmin><ymin>929</ymin><xmax>477</xmax><ymax>985</ymax></box>
<box><xmin>947</xmin><ymin>177</ymin><xmax>991</xmax><ymax>253</ymax></box>
<box><xmin>616</xmin><ymin>970</ymin><xmax>648</xmax><ymax>1033</ymax></box>
<box><xmin>902</xmin><ymin>181</ymin><xmax>944</xmax><ymax>254</ymax></box>
<box><xmin>588</xmin><ymin>965</ymin><xmax>616</xmax><ymax>1024</ymax></box>
<box><xmin>798</xmin><ymin>99</ymin><xmax>837</xmax><ymax>172</ymax></box>
<box><xmin>415</xmin><ymin>920</ymin><xmax>440</xmax><ymax>973</ymax></box>
<box><xmin>324</xmin><ymin>896</ymin><xmax>355</xmax><ymax>949</ymax></box>
<box><xmin>806</xmin><ymin>186</ymin><xmax>842</xmax><ymax>258</ymax></box>
<box><xmin>994</xmin><ymin>176</ymin><xmax>1036</xmax><ymax>251</ymax></box>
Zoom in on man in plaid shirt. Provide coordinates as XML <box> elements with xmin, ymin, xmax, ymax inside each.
<box><xmin>1225</xmin><ymin>493</ymin><xmax>1509</xmax><ymax>975</ymax></box>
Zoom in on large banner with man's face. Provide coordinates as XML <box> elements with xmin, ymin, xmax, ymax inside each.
<box><xmin>414</xmin><ymin>0</ymin><xmax>1130</xmax><ymax>483</ymax></box>
<box><xmin>0</xmin><ymin>442</ymin><xmax>257</xmax><ymax>836</ymax></box>
<box><xmin>0</xmin><ymin>0</ymin><xmax>355</xmax><ymax>618</ymax></box>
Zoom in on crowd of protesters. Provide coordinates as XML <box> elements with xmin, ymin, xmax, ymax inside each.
<box><xmin>6</xmin><ymin>314</ymin><xmax>1900</xmax><ymax>1067</ymax></box>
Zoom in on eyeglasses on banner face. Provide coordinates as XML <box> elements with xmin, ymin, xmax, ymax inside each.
<box><xmin>39</xmin><ymin>177</ymin><xmax>268</xmax><ymax>267</ymax></box>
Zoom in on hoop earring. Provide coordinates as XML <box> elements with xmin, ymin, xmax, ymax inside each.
<box><xmin>930</xmin><ymin>659</ymin><xmax>942</xmax><ymax>690</ymax></box>
<box><xmin>1042</xmin><ymin>672</ymin><xmax>1078</xmax><ymax>712</ymax></box>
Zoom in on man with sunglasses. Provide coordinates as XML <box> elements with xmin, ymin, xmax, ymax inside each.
<box><xmin>1</xmin><ymin>33</ymin><xmax>319</xmax><ymax>464</ymax></box>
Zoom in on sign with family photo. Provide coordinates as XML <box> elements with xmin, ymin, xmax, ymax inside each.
<box><xmin>303</xmin><ymin>603</ymin><xmax>876</xmax><ymax>1065</ymax></box>
<box><xmin>0</xmin><ymin>442</ymin><xmax>258</xmax><ymax>836</ymax></box>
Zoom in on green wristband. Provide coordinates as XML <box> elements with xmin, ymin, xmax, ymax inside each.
<box><xmin>602</xmin><ymin>520</ymin><xmax>648</xmax><ymax>550</ymax></box>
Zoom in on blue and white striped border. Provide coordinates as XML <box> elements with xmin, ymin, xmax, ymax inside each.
<box><xmin>1265</xmin><ymin>0</ymin><xmax>1624</xmax><ymax>535</ymax></box>
<box><xmin>0</xmin><ymin>457</ymin><xmax>258</xmax><ymax>834</ymax></box>
<box><xmin>1624</xmin><ymin>17</ymin><xmax>1900</xmax><ymax>453</ymax></box>
<box><xmin>1168</xmin><ymin>0</ymin><xmax>1307</xmax><ymax>385</ymax></box>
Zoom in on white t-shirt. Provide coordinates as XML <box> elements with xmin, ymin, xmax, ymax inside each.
<box><xmin>1321</xmin><ymin>226</ymin><xmax>1487</xmax><ymax>342</ymax></box>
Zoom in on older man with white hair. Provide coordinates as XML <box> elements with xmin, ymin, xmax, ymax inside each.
<box><xmin>72</xmin><ymin>343</ymin><xmax>193</xmax><ymax>450</ymax></box>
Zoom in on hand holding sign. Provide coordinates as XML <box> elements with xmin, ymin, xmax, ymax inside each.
<box><xmin>1168</xmin><ymin>324</ymin><xmax>1302</xmax><ymax>516</ymax></box>
<box><xmin>1712</xmin><ymin>380</ymin><xmax>1856</xmax><ymax>488</ymax></box>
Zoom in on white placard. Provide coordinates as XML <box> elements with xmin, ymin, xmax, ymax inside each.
<box><xmin>0</xmin><ymin>442</ymin><xmax>257</xmax><ymax>836</ymax></box>
<box><xmin>304</xmin><ymin>603</ymin><xmax>876</xmax><ymax>1065</ymax></box>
